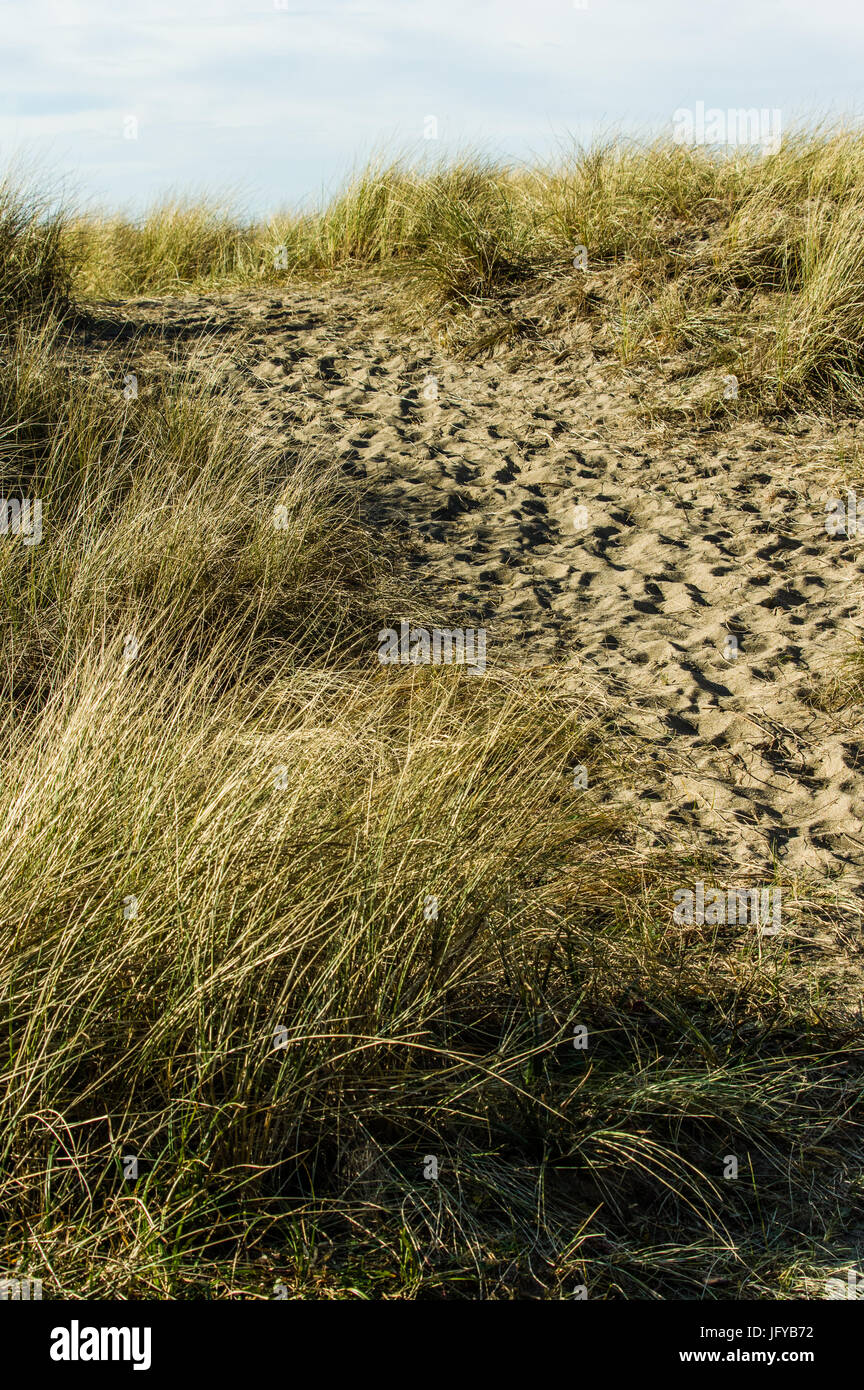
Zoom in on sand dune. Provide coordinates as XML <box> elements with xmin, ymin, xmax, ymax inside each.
<box><xmin>99</xmin><ymin>280</ymin><xmax>864</xmax><ymax>899</ymax></box>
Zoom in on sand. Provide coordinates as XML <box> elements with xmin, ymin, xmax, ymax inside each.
<box><xmin>89</xmin><ymin>279</ymin><xmax>864</xmax><ymax>909</ymax></box>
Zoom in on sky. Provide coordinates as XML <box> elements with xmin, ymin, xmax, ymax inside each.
<box><xmin>3</xmin><ymin>0</ymin><xmax>864</xmax><ymax>217</ymax></box>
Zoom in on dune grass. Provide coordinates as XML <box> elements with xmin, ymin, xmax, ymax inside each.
<box><xmin>67</xmin><ymin>127</ymin><xmax>864</xmax><ymax>408</ymax></box>
<box><xmin>0</xmin><ymin>152</ymin><xmax>863</xmax><ymax>1299</ymax></box>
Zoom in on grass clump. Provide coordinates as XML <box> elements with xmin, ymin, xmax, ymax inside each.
<box><xmin>0</xmin><ymin>178</ymin><xmax>70</xmax><ymax>326</ymax></box>
<box><xmin>4</xmin><ymin>637</ymin><xmax>862</xmax><ymax>1299</ymax></box>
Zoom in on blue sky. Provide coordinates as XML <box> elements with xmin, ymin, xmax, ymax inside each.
<box><xmin>4</xmin><ymin>0</ymin><xmax>864</xmax><ymax>216</ymax></box>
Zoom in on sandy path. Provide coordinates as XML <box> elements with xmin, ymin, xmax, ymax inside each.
<box><xmin>99</xmin><ymin>282</ymin><xmax>864</xmax><ymax>902</ymax></box>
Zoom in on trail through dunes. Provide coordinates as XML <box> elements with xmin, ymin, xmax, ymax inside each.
<box><xmin>83</xmin><ymin>280</ymin><xmax>864</xmax><ymax>912</ymax></box>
